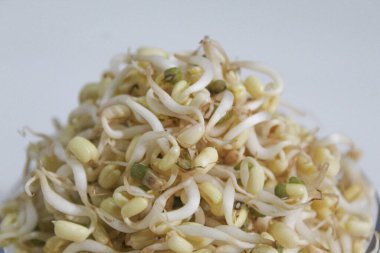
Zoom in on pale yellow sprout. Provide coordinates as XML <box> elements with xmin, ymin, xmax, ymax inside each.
<box><xmin>67</xmin><ymin>136</ymin><xmax>98</xmax><ymax>164</ymax></box>
<box><xmin>53</xmin><ymin>220</ymin><xmax>90</xmax><ymax>242</ymax></box>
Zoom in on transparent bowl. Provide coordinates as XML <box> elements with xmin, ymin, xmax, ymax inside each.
<box><xmin>0</xmin><ymin>195</ymin><xmax>379</xmax><ymax>253</ymax></box>
<box><xmin>1</xmin><ymin>196</ymin><xmax>379</xmax><ymax>253</ymax></box>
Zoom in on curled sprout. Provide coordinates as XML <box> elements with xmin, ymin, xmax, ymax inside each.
<box><xmin>0</xmin><ymin>37</ymin><xmax>377</xmax><ymax>253</ymax></box>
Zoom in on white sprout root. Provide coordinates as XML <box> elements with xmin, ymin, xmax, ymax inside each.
<box><xmin>0</xmin><ymin>37</ymin><xmax>377</xmax><ymax>253</ymax></box>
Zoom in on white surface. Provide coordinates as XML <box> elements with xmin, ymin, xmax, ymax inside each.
<box><xmin>0</xmin><ymin>0</ymin><xmax>379</xmax><ymax>199</ymax></box>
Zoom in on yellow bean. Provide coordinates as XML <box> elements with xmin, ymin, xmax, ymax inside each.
<box><xmin>171</xmin><ymin>80</ymin><xmax>189</xmax><ymax>104</ymax></box>
<box><xmin>113</xmin><ymin>191</ymin><xmax>130</xmax><ymax>207</ymax></box>
<box><xmin>244</xmin><ymin>76</ymin><xmax>264</xmax><ymax>99</ymax></box>
<box><xmin>100</xmin><ymin>197</ymin><xmax>122</xmax><ymax>219</ymax></box>
<box><xmin>194</xmin><ymin>249</ymin><xmax>213</xmax><ymax>253</ymax></box>
<box><xmin>79</xmin><ymin>83</ymin><xmax>99</xmax><ymax>103</ymax></box>
<box><xmin>121</xmin><ymin>197</ymin><xmax>149</xmax><ymax>219</ymax></box>
<box><xmin>53</xmin><ymin>220</ymin><xmax>90</xmax><ymax>242</ymax></box>
<box><xmin>343</xmin><ymin>183</ymin><xmax>362</xmax><ymax>202</ymax></box>
<box><xmin>41</xmin><ymin>155</ymin><xmax>63</xmax><ymax>172</ymax></box>
<box><xmin>151</xmin><ymin>221</ymin><xmax>182</xmax><ymax>235</ymax></box>
<box><xmin>296</xmin><ymin>153</ymin><xmax>317</xmax><ymax>174</ymax></box>
<box><xmin>98</xmin><ymin>165</ymin><xmax>121</xmax><ymax>189</ymax></box>
<box><xmin>247</xmin><ymin>163</ymin><xmax>266</xmax><ymax>195</ymax></box>
<box><xmin>127</xmin><ymin>229</ymin><xmax>157</xmax><ymax>250</ymax></box>
<box><xmin>187</xmin><ymin>235</ymin><xmax>213</xmax><ymax>250</ymax></box>
<box><xmin>177</xmin><ymin>124</ymin><xmax>204</xmax><ymax>148</ymax></box>
<box><xmin>158</xmin><ymin>146</ymin><xmax>180</xmax><ymax>171</ymax></box>
<box><xmin>224</xmin><ymin>149</ymin><xmax>241</xmax><ymax>166</ymax></box>
<box><xmin>209</xmin><ymin>201</ymin><xmax>224</xmax><ymax>217</ymax></box>
<box><xmin>194</xmin><ymin>147</ymin><xmax>218</xmax><ymax>174</ymax></box>
<box><xmin>99</xmin><ymin>74</ymin><xmax>113</xmax><ymax>97</ymax></box>
<box><xmin>345</xmin><ymin>217</ymin><xmax>372</xmax><ymax>237</ymax></box>
<box><xmin>14</xmin><ymin>247</ymin><xmax>28</xmax><ymax>253</ymax></box>
<box><xmin>231</xmin><ymin>129</ymin><xmax>249</xmax><ymax>149</ymax></box>
<box><xmin>312</xmin><ymin>146</ymin><xmax>340</xmax><ymax>177</ymax></box>
<box><xmin>67</xmin><ymin>136</ymin><xmax>98</xmax><ymax>164</ymax></box>
<box><xmin>199</xmin><ymin>182</ymin><xmax>222</xmax><ymax>205</ymax></box>
<box><xmin>59</xmin><ymin>125</ymin><xmax>76</xmax><ymax>146</ymax></box>
<box><xmin>137</xmin><ymin>47</ymin><xmax>168</xmax><ymax>58</ymax></box>
<box><xmin>46</xmin><ymin>238</ymin><xmax>67</xmax><ymax>252</ymax></box>
<box><xmin>251</xmin><ymin>245</ymin><xmax>278</xmax><ymax>253</ymax></box>
<box><xmin>267</xmin><ymin>152</ymin><xmax>288</xmax><ymax>176</ymax></box>
<box><xmin>353</xmin><ymin>239</ymin><xmax>366</xmax><ymax>253</ymax></box>
<box><xmin>167</xmin><ymin>232</ymin><xmax>194</xmax><ymax>253</ymax></box>
<box><xmin>261</xmin><ymin>232</ymin><xmax>275</xmax><ymax>241</ymax></box>
<box><xmin>262</xmin><ymin>95</ymin><xmax>279</xmax><ymax>113</ymax></box>
<box><xmin>187</xmin><ymin>66</ymin><xmax>203</xmax><ymax>84</ymax></box>
<box><xmin>233</xmin><ymin>205</ymin><xmax>249</xmax><ymax>227</ymax></box>
<box><xmin>125</xmin><ymin>135</ymin><xmax>141</xmax><ymax>161</ymax></box>
<box><xmin>269</xmin><ymin>221</ymin><xmax>299</xmax><ymax>248</ymax></box>
<box><xmin>286</xmin><ymin>183</ymin><xmax>307</xmax><ymax>198</ymax></box>
<box><xmin>93</xmin><ymin>223</ymin><xmax>110</xmax><ymax>245</ymax></box>
<box><xmin>231</xmin><ymin>85</ymin><xmax>247</xmax><ymax>104</ymax></box>
<box><xmin>1</xmin><ymin>213</ymin><xmax>17</xmax><ymax>228</ymax></box>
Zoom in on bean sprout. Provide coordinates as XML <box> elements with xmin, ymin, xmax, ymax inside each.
<box><xmin>0</xmin><ymin>37</ymin><xmax>377</xmax><ymax>253</ymax></box>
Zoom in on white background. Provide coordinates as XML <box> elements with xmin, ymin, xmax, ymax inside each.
<box><xmin>0</xmin><ymin>1</ymin><xmax>379</xmax><ymax>199</ymax></box>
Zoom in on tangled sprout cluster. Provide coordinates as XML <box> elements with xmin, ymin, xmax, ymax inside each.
<box><xmin>0</xmin><ymin>37</ymin><xmax>377</xmax><ymax>253</ymax></box>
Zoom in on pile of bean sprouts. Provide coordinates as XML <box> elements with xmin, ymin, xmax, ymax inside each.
<box><xmin>0</xmin><ymin>37</ymin><xmax>378</xmax><ymax>253</ymax></box>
